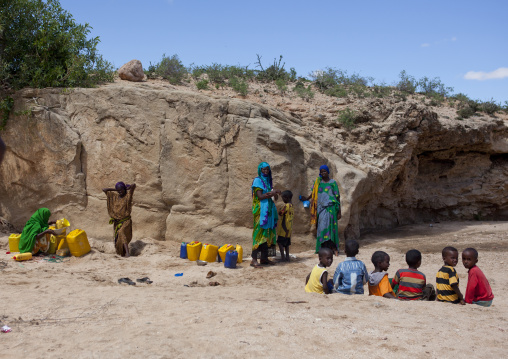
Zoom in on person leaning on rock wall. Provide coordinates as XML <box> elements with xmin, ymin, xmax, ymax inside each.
<box><xmin>0</xmin><ymin>136</ymin><xmax>5</xmax><ymax>164</ymax></box>
<box><xmin>103</xmin><ymin>182</ymin><xmax>136</xmax><ymax>257</ymax></box>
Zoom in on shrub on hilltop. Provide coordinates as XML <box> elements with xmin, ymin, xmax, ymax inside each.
<box><xmin>0</xmin><ymin>0</ymin><xmax>114</xmax><ymax>129</ymax></box>
<box><xmin>0</xmin><ymin>0</ymin><xmax>114</xmax><ymax>90</ymax></box>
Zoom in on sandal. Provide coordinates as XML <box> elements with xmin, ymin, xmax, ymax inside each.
<box><xmin>250</xmin><ymin>262</ymin><xmax>264</xmax><ymax>269</ymax></box>
<box><xmin>118</xmin><ymin>277</ymin><xmax>136</xmax><ymax>285</ymax></box>
<box><xmin>136</xmin><ymin>277</ymin><xmax>153</xmax><ymax>284</ymax></box>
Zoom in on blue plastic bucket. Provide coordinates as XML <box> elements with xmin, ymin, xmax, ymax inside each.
<box><xmin>180</xmin><ymin>242</ymin><xmax>187</xmax><ymax>259</ymax></box>
<box><xmin>224</xmin><ymin>250</ymin><xmax>238</xmax><ymax>268</ymax></box>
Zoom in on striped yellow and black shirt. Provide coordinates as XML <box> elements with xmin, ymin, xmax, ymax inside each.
<box><xmin>436</xmin><ymin>265</ymin><xmax>460</xmax><ymax>303</ymax></box>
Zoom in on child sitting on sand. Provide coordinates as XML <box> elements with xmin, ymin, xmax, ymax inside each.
<box><xmin>436</xmin><ymin>246</ymin><xmax>465</xmax><ymax>305</ymax></box>
<box><xmin>368</xmin><ymin>251</ymin><xmax>395</xmax><ymax>299</ymax></box>
<box><xmin>305</xmin><ymin>247</ymin><xmax>334</xmax><ymax>294</ymax></box>
<box><xmin>462</xmin><ymin>248</ymin><xmax>494</xmax><ymax>307</ymax></box>
<box><xmin>276</xmin><ymin>190</ymin><xmax>294</xmax><ymax>262</ymax></box>
<box><xmin>391</xmin><ymin>249</ymin><xmax>435</xmax><ymax>300</ymax></box>
<box><xmin>332</xmin><ymin>240</ymin><xmax>369</xmax><ymax>294</ymax></box>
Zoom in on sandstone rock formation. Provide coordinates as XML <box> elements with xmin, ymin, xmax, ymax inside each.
<box><xmin>0</xmin><ymin>82</ymin><xmax>507</xmax><ymax>250</ymax></box>
<box><xmin>118</xmin><ymin>60</ymin><xmax>145</xmax><ymax>82</ymax></box>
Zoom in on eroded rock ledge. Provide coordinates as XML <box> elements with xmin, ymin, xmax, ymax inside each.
<box><xmin>1</xmin><ymin>82</ymin><xmax>507</xmax><ymax>246</ymax></box>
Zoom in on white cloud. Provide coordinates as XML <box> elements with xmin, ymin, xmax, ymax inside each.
<box><xmin>421</xmin><ymin>43</ymin><xmax>430</xmax><ymax>47</ymax></box>
<box><xmin>464</xmin><ymin>67</ymin><xmax>508</xmax><ymax>81</ymax></box>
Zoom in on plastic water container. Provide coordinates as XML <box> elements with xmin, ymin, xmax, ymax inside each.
<box><xmin>225</xmin><ymin>251</ymin><xmax>238</xmax><ymax>268</ymax></box>
<box><xmin>12</xmin><ymin>252</ymin><xmax>32</xmax><ymax>261</ymax></box>
<box><xmin>57</xmin><ymin>236</ymin><xmax>69</xmax><ymax>251</ymax></box>
<box><xmin>186</xmin><ymin>241</ymin><xmax>202</xmax><ymax>261</ymax></box>
<box><xmin>199</xmin><ymin>244</ymin><xmax>218</xmax><ymax>262</ymax></box>
<box><xmin>56</xmin><ymin>218</ymin><xmax>70</xmax><ymax>229</ymax></box>
<box><xmin>235</xmin><ymin>244</ymin><xmax>243</xmax><ymax>263</ymax></box>
<box><xmin>48</xmin><ymin>233</ymin><xmax>66</xmax><ymax>254</ymax></box>
<box><xmin>180</xmin><ymin>242</ymin><xmax>187</xmax><ymax>259</ymax></box>
<box><xmin>66</xmin><ymin>229</ymin><xmax>91</xmax><ymax>257</ymax></box>
<box><xmin>8</xmin><ymin>233</ymin><xmax>21</xmax><ymax>252</ymax></box>
<box><xmin>218</xmin><ymin>244</ymin><xmax>234</xmax><ymax>262</ymax></box>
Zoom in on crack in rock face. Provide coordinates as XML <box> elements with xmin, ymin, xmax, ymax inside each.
<box><xmin>0</xmin><ymin>85</ymin><xmax>507</xmax><ymax>245</ymax></box>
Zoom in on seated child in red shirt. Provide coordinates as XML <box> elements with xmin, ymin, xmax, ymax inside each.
<box><xmin>462</xmin><ymin>248</ymin><xmax>494</xmax><ymax>307</ymax></box>
<box><xmin>305</xmin><ymin>247</ymin><xmax>334</xmax><ymax>294</ymax></box>
<box><xmin>368</xmin><ymin>251</ymin><xmax>395</xmax><ymax>299</ymax></box>
<box><xmin>392</xmin><ymin>249</ymin><xmax>435</xmax><ymax>301</ymax></box>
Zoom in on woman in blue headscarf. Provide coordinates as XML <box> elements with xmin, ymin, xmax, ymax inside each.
<box><xmin>251</xmin><ymin>162</ymin><xmax>280</xmax><ymax>268</ymax></box>
<box><xmin>301</xmin><ymin>165</ymin><xmax>341</xmax><ymax>255</ymax></box>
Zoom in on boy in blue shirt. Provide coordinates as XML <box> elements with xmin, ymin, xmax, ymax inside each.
<box><xmin>333</xmin><ymin>240</ymin><xmax>369</xmax><ymax>294</ymax></box>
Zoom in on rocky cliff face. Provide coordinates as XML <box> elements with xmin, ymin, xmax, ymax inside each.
<box><xmin>1</xmin><ymin>81</ymin><xmax>507</xmax><ymax>248</ymax></box>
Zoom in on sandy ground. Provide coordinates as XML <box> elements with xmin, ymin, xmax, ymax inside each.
<box><xmin>0</xmin><ymin>221</ymin><xmax>507</xmax><ymax>359</ymax></box>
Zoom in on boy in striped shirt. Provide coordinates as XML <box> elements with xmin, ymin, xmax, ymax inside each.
<box><xmin>391</xmin><ymin>249</ymin><xmax>431</xmax><ymax>300</ymax></box>
<box><xmin>436</xmin><ymin>246</ymin><xmax>465</xmax><ymax>305</ymax></box>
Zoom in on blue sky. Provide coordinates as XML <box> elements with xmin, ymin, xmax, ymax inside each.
<box><xmin>60</xmin><ymin>0</ymin><xmax>507</xmax><ymax>103</ymax></box>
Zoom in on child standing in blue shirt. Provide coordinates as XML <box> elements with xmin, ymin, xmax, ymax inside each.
<box><xmin>333</xmin><ymin>240</ymin><xmax>369</xmax><ymax>294</ymax></box>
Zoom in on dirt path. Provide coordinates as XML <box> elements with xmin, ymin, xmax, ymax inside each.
<box><xmin>0</xmin><ymin>221</ymin><xmax>506</xmax><ymax>358</ymax></box>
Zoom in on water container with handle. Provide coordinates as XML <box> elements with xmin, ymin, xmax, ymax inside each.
<box><xmin>180</xmin><ymin>242</ymin><xmax>187</xmax><ymax>259</ymax></box>
<box><xmin>224</xmin><ymin>250</ymin><xmax>238</xmax><ymax>269</ymax></box>
<box><xmin>13</xmin><ymin>253</ymin><xmax>32</xmax><ymax>261</ymax></box>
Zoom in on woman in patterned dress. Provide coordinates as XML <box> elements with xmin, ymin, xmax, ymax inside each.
<box><xmin>250</xmin><ymin>162</ymin><xmax>280</xmax><ymax>268</ymax></box>
<box><xmin>301</xmin><ymin>165</ymin><xmax>341</xmax><ymax>255</ymax></box>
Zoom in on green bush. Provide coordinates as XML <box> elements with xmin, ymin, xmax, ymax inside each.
<box><xmin>480</xmin><ymin>99</ymin><xmax>500</xmax><ymax>115</ymax></box>
<box><xmin>153</xmin><ymin>54</ymin><xmax>187</xmax><ymax>84</ymax></box>
<box><xmin>0</xmin><ymin>0</ymin><xmax>114</xmax><ymax>90</ymax></box>
<box><xmin>324</xmin><ymin>85</ymin><xmax>348</xmax><ymax>98</ymax></box>
<box><xmin>337</xmin><ymin>108</ymin><xmax>358</xmax><ymax>129</ymax></box>
<box><xmin>417</xmin><ymin>76</ymin><xmax>453</xmax><ymax>97</ymax></box>
<box><xmin>0</xmin><ymin>97</ymin><xmax>14</xmax><ymax>130</ymax></box>
<box><xmin>312</xmin><ymin>67</ymin><xmax>371</xmax><ymax>91</ymax></box>
<box><xmin>467</xmin><ymin>99</ymin><xmax>481</xmax><ymax>113</ymax></box>
<box><xmin>275</xmin><ymin>78</ymin><xmax>287</xmax><ymax>95</ymax></box>
<box><xmin>396</xmin><ymin>70</ymin><xmax>417</xmax><ymax>94</ymax></box>
<box><xmin>457</xmin><ymin>107</ymin><xmax>475</xmax><ymax>119</ymax></box>
<box><xmin>229</xmin><ymin>76</ymin><xmax>248</xmax><ymax>96</ymax></box>
<box><xmin>196</xmin><ymin>79</ymin><xmax>209</xmax><ymax>90</ymax></box>
<box><xmin>371</xmin><ymin>84</ymin><xmax>392</xmax><ymax>98</ymax></box>
<box><xmin>293</xmin><ymin>82</ymin><xmax>314</xmax><ymax>101</ymax></box>
<box><xmin>255</xmin><ymin>55</ymin><xmax>291</xmax><ymax>82</ymax></box>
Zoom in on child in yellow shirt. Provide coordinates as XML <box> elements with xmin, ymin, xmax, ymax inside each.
<box><xmin>276</xmin><ymin>190</ymin><xmax>294</xmax><ymax>262</ymax></box>
<box><xmin>305</xmin><ymin>247</ymin><xmax>334</xmax><ymax>294</ymax></box>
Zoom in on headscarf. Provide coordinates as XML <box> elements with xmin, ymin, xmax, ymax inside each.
<box><xmin>116</xmin><ymin>182</ymin><xmax>129</xmax><ymax>191</ymax></box>
<box><xmin>18</xmin><ymin>208</ymin><xmax>51</xmax><ymax>253</ymax></box>
<box><xmin>310</xmin><ymin>165</ymin><xmax>330</xmax><ymax>224</ymax></box>
<box><xmin>115</xmin><ymin>182</ymin><xmax>130</xmax><ymax>197</ymax></box>
<box><xmin>251</xmin><ymin>162</ymin><xmax>278</xmax><ymax>229</ymax></box>
<box><xmin>254</xmin><ymin>162</ymin><xmax>273</xmax><ymax>193</ymax></box>
<box><xmin>319</xmin><ymin>165</ymin><xmax>330</xmax><ymax>177</ymax></box>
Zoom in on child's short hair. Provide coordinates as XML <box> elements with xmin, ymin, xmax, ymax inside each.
<box><xmin>442</xmin><ymin>246</ymin><xmax>458</xmax><ymax>257</ymax></box>
<box><xmin>318</xmin><ymin>247</ymin><xmax>333</xmax><ymax>258</ymax></box>
<box><xmin>371</xmin><ymin>251</ymin><xmax>388</xmax><ymax>266</ymax></box>
<box><xmin>345</xmin><ymin>240</ymin><xmax>359</xmax><ymax>256</ymax></box>
<box><xmin>405</xmin><ymin>249</ymin><xmax>422</xmax><ymax>266</ymax></box>
<box><xmin>281</xmin><ymin>190</ymin><xmax>293</xmax><ymax>199</ymax></box>
<box><xmin>463</xmin><ymin>247</ymin><xmax>478</xmax><ymax>259</ymax></box>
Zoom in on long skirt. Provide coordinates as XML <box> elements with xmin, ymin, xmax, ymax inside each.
<box><xmin>114</xmin><ymin>218</ymin><xmax>132</xmax><ymax>256</ymax></box>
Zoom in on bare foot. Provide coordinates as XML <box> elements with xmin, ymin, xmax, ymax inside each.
<box><xmin>250</xmin><ymin>261</ymin><xmax>263</xmax><ymax>268</ymax></box>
